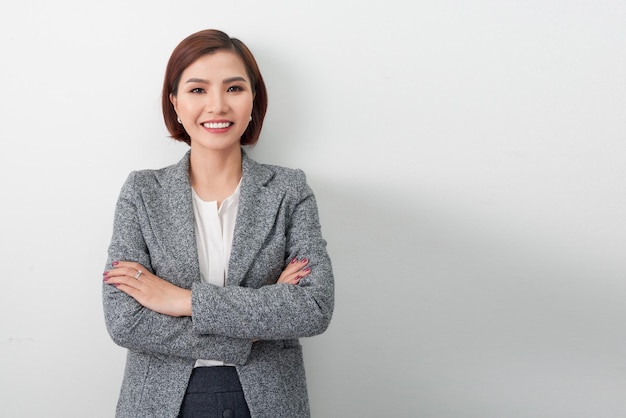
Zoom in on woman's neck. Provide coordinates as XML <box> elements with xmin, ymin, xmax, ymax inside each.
<box><xmin>189</xmin><ymin>146</ymin><xmax>243</xmax><ymax>205</ymax></box>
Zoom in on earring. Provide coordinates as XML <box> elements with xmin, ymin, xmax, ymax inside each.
<box><xmin>249</xmin><ymin>115</ymin><xmax>252</xmax><ymax>122</ymax></box>
<box><xmin>177</xmin><ymin>117</ymin><xmax>182</xmax><ymax>124</ymax></box>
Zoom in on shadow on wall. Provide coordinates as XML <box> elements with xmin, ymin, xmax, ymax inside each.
<box><xmin>303</xmin><ymin>179</ymin><xmax>625</xmax><ymax>417</ymax></box>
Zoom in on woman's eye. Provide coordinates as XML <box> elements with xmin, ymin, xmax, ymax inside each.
<box><xmin>227</xmin><ymin>85</ymin><xmax>243</xmax><ymax>93</ymax></box>
<box><xmin>190</xmin><ymin>87</ymin><xmax>205</xmax><ymax>93</ymax></box>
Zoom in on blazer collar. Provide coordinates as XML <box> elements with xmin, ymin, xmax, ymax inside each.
<box><xmin>164</xmin><ymin>148</ymin><xmax>272</xmax><ymax>189</ymax></box>
<box><xmin>147</xmin><ymin>149</ymin><xmax>284</xmax><ymax>287</ymax></box>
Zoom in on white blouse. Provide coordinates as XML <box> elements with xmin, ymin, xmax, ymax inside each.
<box><xmin>191</xmin><ymin>181</ymin><xmax>241</xmax><ymax>367</ymax></box>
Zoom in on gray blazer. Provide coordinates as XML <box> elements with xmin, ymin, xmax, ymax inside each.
<box><xmin>103</xmin><ymin>150</ymin><xmax>334</xmax><ymax>418</ymax></box>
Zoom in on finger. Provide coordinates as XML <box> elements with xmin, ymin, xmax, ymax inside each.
<box><xmin>277</xmin><ymin>268</ymin><xmax>310</xmax><ymax>284</ymax></box>
<box><xmin>110</xmin><ymin>261</ymin><xmax>147</xmax><ymax>276</ymax></box>
<box><xmin>298</xmin><ymin>266</ymin><xmax>312</xmax><ymax>279</ymax></box>
<box><xmin>282</xmin><ymin>258</ymin><xmax>300</xmax><ymax>275</ymax></box>
<box><xmin>108</xmin><ymin>262</ymin><xmax>149</xmax><ymax>280</ymax></box>
<box><xmin>276</xmin><ymin>258</ymin><xmax>312</xmax><ymax>284</ymax></box>
<box><xmin>277</xmin><ymin>271</ymin><xmax>298</xmax><ymax>284</ymax></box>
<box><xmin>112</xmin><ymin>282</ymin><xmax>143</xmax><ymax>300</ymax></box>
<box><xmin>105</xmin><ymin>266</ymin><xmax>140</xmax><ymax>280</ymax></box>
<box><xmin>283</xmin><ymin>258</ymin><xmax>309</xmax><ymax>274</ymax></box>
<box><xmin>104</xmin><ymin>275</ymin><xmax>141</xmax><ymax>290</ymax></box>
<box><xmin>280</xmin><ymin>275</ymin><xmax>301</xmax><ymax>285</ymax></box>
<box><xmin>104</xmin><ymin>271</ymin><xmax>145</xmax><ymax>291</ymax></box>
<box><xmin>112</xmin><ymin>260</ymin><xmax>142</xmax><ymax>269</ymax></box>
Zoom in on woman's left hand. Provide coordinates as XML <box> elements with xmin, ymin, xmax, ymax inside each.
<box><xmin>104</xmin><ymin>261</ymin><xmax>192</xmax><ymax>317</ymax></box>
<box><xmin>277</xmin><ymin>258</ymin><xmax>311</xmax><ymax>285</ymax></box>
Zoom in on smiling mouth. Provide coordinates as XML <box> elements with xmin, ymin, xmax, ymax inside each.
<box><xmin>202</xmin><ymin>122</ymin><xmax>232</xmax><ymax>129</ymax></box>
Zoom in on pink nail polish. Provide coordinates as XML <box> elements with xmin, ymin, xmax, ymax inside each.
<box><xmin>112</xmin><ymin>261</ymin><xmax>119</xmax><ymax>266</ymax></box>
<box><xmin>303</xmin><ymin>267</ymin><xmax>311</xmax><ymax>272</ymax></box>
<box><xmin>291</xmin><ymin>258</ymin><xmax>298</xmax><ymax>264</ymax></box>
<box><xmin>301</xmin><ymin>258</ymin><xmax>308</xmax><ymax>264</ymax></box>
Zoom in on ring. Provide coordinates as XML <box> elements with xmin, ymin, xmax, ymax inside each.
<box><xmin>134</xmin><ymin>270</ymin><xmax>142</xmax><ymax>279</ymax></box>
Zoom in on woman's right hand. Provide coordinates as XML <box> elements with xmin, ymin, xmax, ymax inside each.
<box><xmin>277</xmin><ymin>258</ymin><xmax>311</xmax><ymax>285</ymax></box>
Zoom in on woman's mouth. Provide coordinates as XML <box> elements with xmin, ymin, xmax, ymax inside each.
<box><xmin>202</xmin><ymin>122</ymin><xmax>232</xmax><ymax>129</ymax></box>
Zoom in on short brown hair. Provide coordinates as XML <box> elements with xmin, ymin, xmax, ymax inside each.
<box><xmin>162</xmin><ymin>29</ymin><xmax>268</xmax><ymax>146</ymax></box>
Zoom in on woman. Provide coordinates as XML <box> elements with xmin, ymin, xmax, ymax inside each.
<box><xmin>102</xmin><ymin>29</ymin><xmax>334</xmax><ymax>418</ymax></box>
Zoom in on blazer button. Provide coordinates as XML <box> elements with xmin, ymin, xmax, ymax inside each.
<box><xmin>222</xmin><ymin>409</ymin><xmax>234</xmax><ymax>418</ymax></box>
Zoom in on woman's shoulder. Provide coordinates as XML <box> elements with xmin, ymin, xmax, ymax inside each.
<box><xmin>134</xmin><ymin>161</ymin><xmax>179</xmax><ymax>180</ymax></box>
<box><xmin>125</xmin><ymin>165</ymin><xmax>173</xmax><ymax>186</ymax></box>
<box><xmin>260</xmin><ymin>161</ymin><xmax>303</xmax><ymax>178</ymax></box>
<box><xmin>245</xmin><ymin>155</ymin><xmax>307</xmax><ymax>188</ymax></box>
<box><xmin>121</xmin><ymin>156</ymin><xmax>188</xmax><ymax>192</ymax></box>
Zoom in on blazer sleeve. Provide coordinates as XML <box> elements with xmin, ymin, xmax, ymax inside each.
<box><xmin>190</xmin><ymin>169</ymin><xmax>335</xmax><ymax>340</ymax></box>
<box><xmin>102</xmin><ymin>172</ymin><xmax>252</xmax><ymax>364</ymax></box>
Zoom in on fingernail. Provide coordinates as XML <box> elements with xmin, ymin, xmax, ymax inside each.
<box><xmin>303</xmin><ymin>267</ymin><xmax>311</xmax><ymax>272</ymax></box>
<box><xmin>295</xmin><ymin>275</ymin><xmax>301</xmax><ymax>280</ymax></box>
<box><xmin>301</xmin><ymin>258</ymin><xmax>308</xmax><ymax>264</ymax></box>
<box><xmin>112</xmin><ymin>261</ymin><xmax>119</xmax><ymax>266</ymax></box>
<box><xmin>103</xmin><ymin>277</ymin><xmax>109</xmax><ymax>282</ymax></box>
<box><xmin>291</xmin><ymin>258</ymin><xmax>298</xmax><ymax>264</ymax></box>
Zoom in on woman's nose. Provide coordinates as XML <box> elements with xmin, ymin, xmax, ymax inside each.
<box><xmin>205</xmin><ymin>90</ymin><xmax>228</xmax><ymax>114</ymax></box>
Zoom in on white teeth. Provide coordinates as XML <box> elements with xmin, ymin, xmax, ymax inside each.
<box><xmin>203</xmin><ymin>122</ymin><xmax>231</xmax><ymax>129</ymax></box>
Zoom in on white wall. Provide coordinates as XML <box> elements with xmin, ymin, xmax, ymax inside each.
<box><xmin>1</xmin><ymin>1</ymin><xmax>625</xmax><ymax>416</ymax></box>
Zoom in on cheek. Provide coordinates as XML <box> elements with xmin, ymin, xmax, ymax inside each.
<box><xmin>178</xmin><ymin>100</ymin><xmax>200</xmax><ymax>116</ymax></box>
<box><xmin>238</xmin><ymin>92</ymin><xmax>254</xmax><ymax>110</ymax></box>
<box><xmin>243</xmin><ymin>98</ymin><xmax>254</xmax><ymax>115</ymax></box>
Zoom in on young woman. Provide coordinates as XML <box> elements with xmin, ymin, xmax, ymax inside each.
<box><xmin>102</xmin><ymin>29</ymin><xmax>334</xmax><ymax>418</ymax></box>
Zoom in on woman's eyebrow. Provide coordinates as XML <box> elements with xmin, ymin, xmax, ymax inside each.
<box><xmin>222</xmin><ymin>76</ymin><xmax>247</xmax><ymax>84</ymax></box>
<box><xmin>184</xmin><ymin>77</ymin><xmax>209</xmax><ymax>84</ymax></box>
<box><xmin>185</xmin><ymin>76</ymin><xmax>248</xmax><ymax>84</ymax></box>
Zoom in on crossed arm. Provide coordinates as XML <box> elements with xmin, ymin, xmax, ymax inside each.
<box><xmin>103</xmin><ymin>257</ymin><xmax>311</xmax><ymax>317</ymax></box>
<box><xmin>102</xmin><ymin>170</ymin><xmax>333</xmax><ymax>361</ymax></box>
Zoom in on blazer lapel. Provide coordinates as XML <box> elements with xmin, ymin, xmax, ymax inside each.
<box><xmin>227</xmin><ymin>152</ymin><xmax>284</xmax><ymax>286</ymax></box>
<box><xmin>138</xmin><ymin>150</ymin><xmax>282</xmax><ymax>288</ymax></box>
<box><xmin>140</xmin><ymin>152</ymin><xmax>201</xmax><ymax>287</ymax></box>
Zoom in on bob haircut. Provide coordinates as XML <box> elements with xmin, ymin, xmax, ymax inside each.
<box><xmin>162</xmin><ymin>29</ymin><xmax>268</xmax><ymax>146</ymax></box>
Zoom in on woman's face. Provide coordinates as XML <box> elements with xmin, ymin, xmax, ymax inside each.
<box><xmin>170</xmin><ymin>51</ymin><xmax>254</xmax><ymax>154</ymax></box>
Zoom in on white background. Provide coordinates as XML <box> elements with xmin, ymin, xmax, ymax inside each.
<box><xmin>1</xmin><ymin>1</ymin><xmax>625</xmax><ymax>417</ymax></box>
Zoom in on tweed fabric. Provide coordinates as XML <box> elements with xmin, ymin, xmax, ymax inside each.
<box><xmin>103</xmin><ymin>150</ymin><xmax>334</xmax><ymax>417</ymax></box>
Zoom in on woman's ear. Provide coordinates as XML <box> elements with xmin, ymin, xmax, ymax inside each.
<box><xmin>169</xmin><ymin>93</ymin><xmax>178</xmax><ymax>110</ymax></box>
